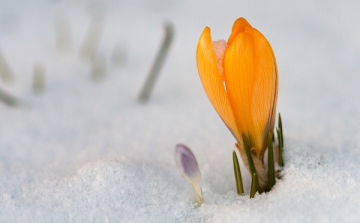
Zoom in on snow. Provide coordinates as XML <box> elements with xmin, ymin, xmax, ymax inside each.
<box><xmin>0</xmin><ymin>0</ymin><xmax>360</xmax><ymax>222</ymax></box>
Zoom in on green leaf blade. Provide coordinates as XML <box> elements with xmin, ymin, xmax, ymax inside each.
<box><xmin>277</xmin><ymin>128</ymin><xmax>283</xmax><ymax>167</ymax></box>
<box><xmin>242</xmin><ymin>133</ymin><xmax>262</xmax><ymax>193</ymax></box>
<box><xmin>267</xmin><ymin>132</ymin><xmax>275</xmax><ymax>190</ymax></box>
<box><xmin>250</xmin><ymin>173</ymin><xmax>257</xmax><ymax>198</ymax></box>
<box><xmin>278</xmin><ymin>113</ymin><xmax>284</xmax><ymax>147</ymax></box>
<box><xmin>233</xmin><ymin>151</ymin><xmax>244</xmax><ymax>195</ymax></box>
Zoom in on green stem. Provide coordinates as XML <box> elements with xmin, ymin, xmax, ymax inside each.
<box><xmin>242</xmin><ymin>133</ymin><xmax>262</xmax><ymax>193</ymax></box>
<box><xmin>242</xmin><ymin>133</ymin><xmax>256</xmax><ymax>175</ymax></box>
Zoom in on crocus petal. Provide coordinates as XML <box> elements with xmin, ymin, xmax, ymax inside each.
<box><xmin>227</xmin><ymin>17</ymin><xmax>251</xmax><ymax>45</ymax></box>
<box><xmin>247</xmin><ymin>27</ymin><xmax>278</xmax><ymax>157</ymax></box>
<box><xmin>224</xmin><ymin>31</ymin><xmax>256</xmax><ymax>149</ymax></box>
<box><xmin>224</xmin><ymin>26</ymin><xmax>277</xmax><ymax>158</ymax></box>
<box><xmin>196</xmin><ymin>27</ymin><xmax>240</xmax><ymax>141</ymax></box>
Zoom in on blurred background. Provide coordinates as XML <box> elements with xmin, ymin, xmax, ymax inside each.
<box><xmin>0</xmin><ymin>0</ymin><xmax>359</xmax><ymax>141</ymax></box>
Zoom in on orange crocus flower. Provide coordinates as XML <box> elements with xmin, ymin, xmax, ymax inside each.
<box><xmin>196</xmin><ymin>17</ymin><xmax>278</xmax><ymax>170</ymax></box>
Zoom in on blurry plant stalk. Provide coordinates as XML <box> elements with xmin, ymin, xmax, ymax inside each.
<box><xmin>0</xmin><ymin>87</ymin><xmax>18</xmax><ymax>107</ymax></box>
<box><xmin>0</xmin><ymin>50</ymin><xmax>14</xmax><ymax>84</ymax></box>
<box><xmin>91</xmin><ymin>56</ymin><xmax>106</xmax><ymax>82</ymax></box>
<box><xmin>33</xmin><ymin>64</ymin><xmax>45</xmax><ymax>93</ymax></box>
<box><xmin>196</xmin><ymin>17</ymin><xmax>283</xmax><ymax>197</ymax></box>
<box><xmin>79</xmin><ymin>16</ymin><xmax>104</xmax><ymax>62</ymax></box>
<box><xmin>54</xmin><ymin>15</ymin><xmax>73</xmax><ymax>54</ymax></box>
<box><xmin>138</xmin><ymin>22</ymin><xmax>174</xmax><ymax>103</ymax></box>
<box><xmin>0</xmin><ymin>50</ymin><xmax>17</xmax><ymax>106</ymax></box>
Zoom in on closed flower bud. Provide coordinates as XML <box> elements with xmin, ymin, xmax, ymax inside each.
<box><xmin>196</xmin><ymin>17</ymin><xmax>278</xmax><ymax>189</ymax></box>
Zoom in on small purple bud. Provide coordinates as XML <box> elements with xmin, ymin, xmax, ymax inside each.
<box><xmin>174</xmin><ymin>144</ymin><xmax>201</xmax><ymax>181</ymax></box>
<box><xmin>174</xmin><ymin>144</ymin><xmax>203</xmax><ymax>205</ymax></box>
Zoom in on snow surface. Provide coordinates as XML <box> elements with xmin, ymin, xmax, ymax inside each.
<box><xmin>0</xmin><ymin>0</ymin><xmax>360</xmax><ymax>222</ymax></box>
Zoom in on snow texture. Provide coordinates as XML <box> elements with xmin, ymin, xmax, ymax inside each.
<box><xmin>0</xmin><ymin>0</ymin><xmax>360</xmax><ymax>222</ymax></box>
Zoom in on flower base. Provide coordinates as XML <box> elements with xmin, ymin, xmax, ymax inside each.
<box><xmin>233</xmin><ymin>113</ymin><xmax>284</xmax><ymax>197</ymax></box>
